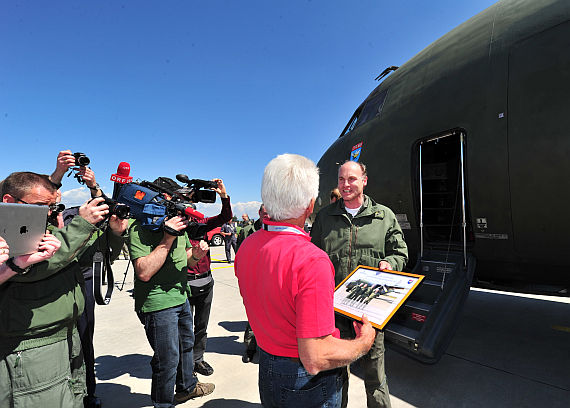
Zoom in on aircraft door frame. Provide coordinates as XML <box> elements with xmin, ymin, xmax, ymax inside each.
<box><xmin>418</xmin><ymin>130</ymin><xmax>468</xmax><ymax>268</ymax></box>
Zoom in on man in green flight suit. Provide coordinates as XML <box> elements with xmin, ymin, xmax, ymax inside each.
<box><xmin>0</xmin><ymin>171</ymin><xmax>128</xmax><ymax>408</ymax></box>
<box><xmin>311</xmin><ymin>160</ymin><xmax>408</xmax><ymax>408</ymax></box>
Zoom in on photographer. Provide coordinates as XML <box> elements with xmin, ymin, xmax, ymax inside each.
<box><xmin>128</xmin><ymin>210</ymin><xmax>215</xmax><ymax>405</ymax></box>
<box><xmin>52</xmin><ymin>154</ymin><xmax>125</xmax><ymax>408</ymax></box>
<box><xmin>50</xmin><ymin>149</ymin><xmax>102</xmax><ymax>197</ymax></box>
<box><xmin>0</xmin><ymin>171</ymin><xmax>126</xmax><ymax>408</ymax></box>
<box><xmin>184</xmin><ymin>178</ymin><xmax>232</xmax><ymax>377</ymax></box>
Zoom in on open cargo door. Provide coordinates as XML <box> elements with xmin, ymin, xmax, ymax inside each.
<box><xmin>385</xmin><ymin>131</ymin><xmax>475</xmax><ymax>363</ymax></box>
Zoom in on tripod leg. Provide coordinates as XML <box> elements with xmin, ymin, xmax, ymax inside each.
<box><xmin>118</xmin><ymin>259</ymin><xmax>131</xmax><ymax>291</ymax></box>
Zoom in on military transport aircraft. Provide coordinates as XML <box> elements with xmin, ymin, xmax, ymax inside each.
<box><xmin>314</xmin><ymin>0</ymin><xmax>570</xmax><ymax>363</ymax></box>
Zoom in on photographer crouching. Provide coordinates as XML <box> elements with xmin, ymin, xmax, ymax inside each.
<box><xmin>0</xmin><ymin>171</ymin><xmax>127</xmax><ymax>408</ymax></box>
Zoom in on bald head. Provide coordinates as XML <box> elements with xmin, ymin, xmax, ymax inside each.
<box><xmin>337</xmin><ymin>161</ymin><xmax>368</xmax><ymax>209</ymax></box>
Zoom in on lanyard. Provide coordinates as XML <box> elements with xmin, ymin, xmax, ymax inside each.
<box><xmin>264</xmin><ymin>224</ymin><xmax>306</xmax><ymax>236</ymax></box>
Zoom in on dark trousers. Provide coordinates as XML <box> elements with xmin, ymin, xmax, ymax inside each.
<box><xmin>339</xmin><ymin>326</ymin><xmax>391</xmax><ymax>408</ymax></box>
<box><xmin>77</xmin><ymin>277</ymin><xmax>96</xmax><ymax>397</ymax></box>
<box><xmin>224</xmin><ymin>239</ymin><xmax>236</xmax><ymax>262</ymax></box>
<box><xmin>138</xmin><ymin>300</ymin><xmax>197</xmax><ymax>408</ymax></box>
<box><xmin>188</xmin><ymin>280</ymin><xmax>214</xmax><ymax>364</ymax></box>
<box><xmin>258</xmin><ymin>348</ymin><xmax>343</xmax><ymax>408</ymax></box>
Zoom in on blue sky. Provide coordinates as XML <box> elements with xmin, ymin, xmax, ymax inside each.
<box><xmin>1</xmin><ymin>0</ymin><xmax>497</xmax><ymax>216</ymax></box>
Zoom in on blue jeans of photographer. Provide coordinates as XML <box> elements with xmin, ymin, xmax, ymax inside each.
<box><xmin>137</xmin><ymin>300</ymin><xmax>197</xmax><ymax>408</ymax></box>
<box><xmin>258</xmin><ymin>348</ymin><xmax>343</xmax><ymax>408</ymax></box>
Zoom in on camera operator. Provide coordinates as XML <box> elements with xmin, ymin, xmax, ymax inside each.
<box><xmin>127</xmin><ymin>207</ymin><xmax>215</xmax><ymax>405</ymax></box>
<box><xmin>0</xmin><ymin>171</ymin><xmax>126</xmax><ymax>408</ymax></box>
<box><xmin>183</xmin><ymin>178</ymin><xmax>232</xmax><ymax>377</ymax></box>
<box><xmin>52</xmin><ymin>155</ymin><xmax>126</xmax><ymax>408</ymax></box>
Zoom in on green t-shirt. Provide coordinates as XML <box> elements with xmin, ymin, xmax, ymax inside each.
<box><xmin>128</xmin><ymin>221</ymin><xmax>191</xmax><ymax>312</ymax></box>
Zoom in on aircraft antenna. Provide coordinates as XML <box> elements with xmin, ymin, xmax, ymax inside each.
<box><xmin>375</xmin><ymin>66</ymin><xmax>399</xmax><ymax>81</ymax></box>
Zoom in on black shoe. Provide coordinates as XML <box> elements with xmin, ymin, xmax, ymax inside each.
<box><xmin>84</xmin><ymin>395</ymin><xmax>102</xmax><ymax>408</ymax></box>
<box><xmin>242</xmin><ymin>350</ymin><xmax>255</xmax><ymax>363</ymax></box>
<box><xmin>194</xmin><ymin>360</ymin><xmax>214</xmax><ymax>376</ymax></box>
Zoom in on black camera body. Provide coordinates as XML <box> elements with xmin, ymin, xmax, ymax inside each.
<box><xmin>161</xmin><ymin>200</ymin><xmax>210</xmax><ymax>239</ymax></box>
<box><xmin>102</xmin><ymin>196</ymin><xmax>130</xmax><ymax>220</ymax></box>
<box><xmin>73</xmin><ymin>152</ymin><xmax>90</xmax><ymax>166</ymax></box>
<box><xmin>175</xmin><ymin>174</ymin><xmax>217</xmax><ymax>204</ymax></box>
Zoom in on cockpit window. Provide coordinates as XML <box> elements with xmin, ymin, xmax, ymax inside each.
<box><xmin>339</xmin><ymin>89</ymin><xmax>388</xmax><ymax>137</ymax></box>
<box><xmin>340</xmin><ymin>109</ymin><xmax>361</xmax><ymax>137</ymax></box>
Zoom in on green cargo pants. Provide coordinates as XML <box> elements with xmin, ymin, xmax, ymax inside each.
<box><xmin>0</xmin><ymin>327</ymin><xmax>86</xmax><ymax>408</ymax></box>
<box><xmin>338</xmin><ymin>316</ymin><xmax>392</xmax><ymax>408</ymax></box>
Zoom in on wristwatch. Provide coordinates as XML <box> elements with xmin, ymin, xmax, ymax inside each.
<box><xmin>6</xmin><ymin>257</ymin><xmax>32</xmax><ymax>275</ymax></box>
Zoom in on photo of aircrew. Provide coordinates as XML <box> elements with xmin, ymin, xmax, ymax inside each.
<box><xmin>341</xmin><ymin>279</ymin><xmax>406</xmax><ymax>309</ymax></box>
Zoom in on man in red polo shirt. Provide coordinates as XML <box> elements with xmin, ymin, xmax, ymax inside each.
<box><xmin>235</xmin><ymin>154</ymin><xmax>375</xmax><ymax>408</ymax></box>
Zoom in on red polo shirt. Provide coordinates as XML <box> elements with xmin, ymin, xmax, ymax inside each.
<box><xmin>235</xmin><ymin>219</ymin><xmax>339</xmax><ymax>358</ymax></box>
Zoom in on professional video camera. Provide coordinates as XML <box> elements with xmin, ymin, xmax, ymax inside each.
<box><xmin>175</xmin><ymin>174</ymin><xmax>217</xmax><ymax>204</ymax></box>
<box><xmin>113</xmin><ymin>179</ymin><xmax>208</xmax><ymax>240</ymax></box>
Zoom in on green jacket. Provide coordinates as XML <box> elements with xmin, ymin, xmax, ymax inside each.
<box><xmin>236</xmin><ymin>218</ymin><xmax>262</xmax><ymax>251</ymax></box>
<box><xmin>0</xmin><ymin>217</ymin><xmax>125</xmax><ymax>353</ymax></box>
<box><xmin>311</xmin><ymin>195</ymin><xmax>408</xmax><ymax>286</ymax></box>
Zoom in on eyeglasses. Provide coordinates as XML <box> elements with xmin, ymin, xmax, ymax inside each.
<box><xmin>16</xmin><ymin>198</ymin><xmax>65</xmax><ymax>213</ymax></box>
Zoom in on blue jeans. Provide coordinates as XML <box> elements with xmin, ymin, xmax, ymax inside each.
<box><xmin>258</xmin><ymin>348</ymin><xmax>343</xmax><ymax>408</ymax></box>
<box><xmin>137</xmin><ymin>300</ymin><xmax>197</xmax><ymax>408</ymax></box>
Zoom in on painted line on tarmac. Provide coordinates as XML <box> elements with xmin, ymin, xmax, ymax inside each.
<box><xmin>551</xmin><ymin>325</ymin><xmax>570</xmax><ymax>333</ymax></box>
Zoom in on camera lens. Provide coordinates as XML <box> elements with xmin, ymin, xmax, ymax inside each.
<box><xmin>77</xmin><ymin>156</ymin><xmax>90</xmax><ymax>166</ymax></box>
<box><xmin>114</xmin><ymin>204</ymin><xmax>130</xmax><ymax>220</ymax></box>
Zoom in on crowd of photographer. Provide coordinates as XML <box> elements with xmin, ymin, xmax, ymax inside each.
<box><xmin>0</xmin><ymin>150</ymin><xmax>229</xmax><ymax>408</ymax></box>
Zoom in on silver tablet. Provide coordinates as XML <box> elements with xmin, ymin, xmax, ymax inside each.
<box><xmin>0</xmin><ymin>203</ymin><xmax>49</xmax><ymax>257</ymax></box>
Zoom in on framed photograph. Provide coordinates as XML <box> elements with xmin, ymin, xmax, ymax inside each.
<box><xmin>334</xmin><ymin>265</ymin><xmax>424</xmax><ymax>330</ymax></box>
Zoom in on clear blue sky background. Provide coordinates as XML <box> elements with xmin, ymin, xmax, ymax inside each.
<box><xmin>1</xmin><ymin>0</ymin><xmax>496</xmax><ymax>216</ymax></box>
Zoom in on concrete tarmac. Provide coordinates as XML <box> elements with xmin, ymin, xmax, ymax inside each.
<box><xmin>94</xmin><ymin>246</ymin><xmax>570</xmax><ymax>407</ymax></box>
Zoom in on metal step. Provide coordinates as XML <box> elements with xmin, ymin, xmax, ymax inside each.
<box><xmin>384</xmin><ymin>323</ymin><xmax>420</xmax><ymax>351</ymax></box>
<box><xmin>385</xmin><ymin>250</ymin><xmax>476</xmax><ymax>364</ymax></box>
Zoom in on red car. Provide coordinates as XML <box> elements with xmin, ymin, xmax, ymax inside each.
<box><xmin>207</xmin><ymin>227</ymin><xmax>224</xmax><ymax>246</ymax></box>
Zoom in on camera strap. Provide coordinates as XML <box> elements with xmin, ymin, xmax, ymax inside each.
<box><xmin>93</xmin><ymin>230</ymin><xmax>115</xmax><ymax>305</ymax></box>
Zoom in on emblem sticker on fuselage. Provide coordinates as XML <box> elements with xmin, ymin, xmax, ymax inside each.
<box><xmin>350</xmin><ymin>142</ymin><xmax>363</xmax><ymax>162</ymax></box>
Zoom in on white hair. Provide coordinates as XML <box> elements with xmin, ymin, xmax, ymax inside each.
<box><xmin>261</xmin><ymin>154</ymin><xmax>319</xmax><ymax>221</ymax></box>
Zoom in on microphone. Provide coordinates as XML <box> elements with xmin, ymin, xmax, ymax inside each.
<box><xmin>111</xmin><ymin>162</ymin><xmax>133</xmax><ymax>199</ymax></box>
<box><xmin>184</xmin><ymin>206</ymin><xmax>204</xmax><ymax>220</ymax></box>
<box><xmin>111</xmin><ymin>162</ymin><xmax>133</xmax><ymax>184</ymax></box>
<box><xmin>176</xmin><ymin>174</ymin><xmax>191</xmax><ymax>185</ymax></box>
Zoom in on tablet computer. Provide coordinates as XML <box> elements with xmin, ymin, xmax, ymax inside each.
<box><xmin>0</xmin><ymin>203</ymin><xmax>49</xmax><ymax>257</ymax></box>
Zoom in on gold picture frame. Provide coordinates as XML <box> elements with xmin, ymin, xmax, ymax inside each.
<box><xmin>334</xmin><ymin>265</ymin><xmax>424</xmax><ymax>330</ymax></box>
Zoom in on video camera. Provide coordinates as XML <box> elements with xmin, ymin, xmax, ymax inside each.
<box><xmin>112</xmin><ymin>182</ymin><xmax>207</xmax><ymax>241</ymax></box>
<box><xmin>174</xmin><ymin>174</ymin><xmax>217</xmax><ymax>204</ymax></box>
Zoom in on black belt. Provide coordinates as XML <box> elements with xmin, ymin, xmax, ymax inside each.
<box><xmin>188</xmin><ymin>271</ymin><xmax>211</xmax><ymax>280</ymax></box>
